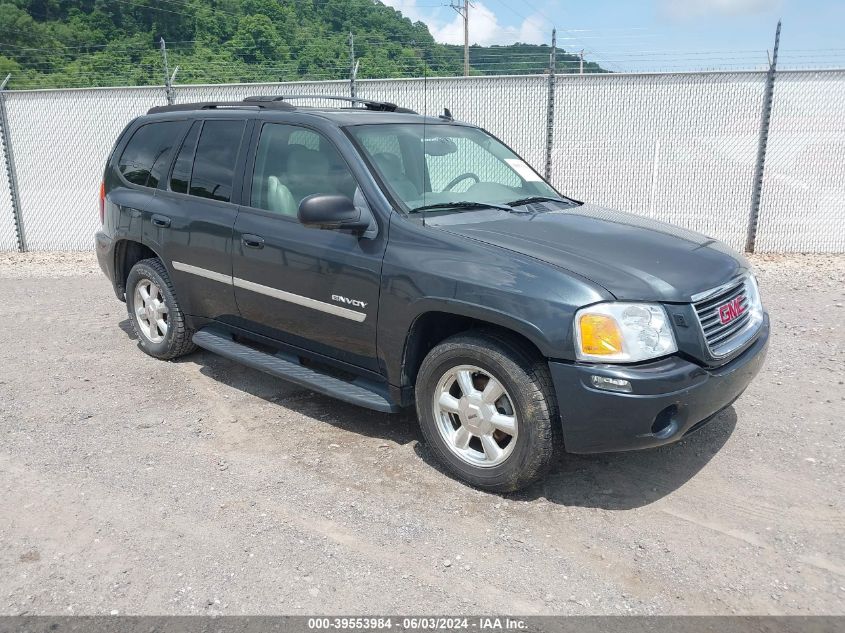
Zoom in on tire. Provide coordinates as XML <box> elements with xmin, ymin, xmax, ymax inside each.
<box><xmin>415</xmin><ymin>331</ymin><xmax>560</xmax><ymax>492</ymax></box>
<box><xmin>126</xmin><ymin>258</ymin><xmax>196</xmax><ymax>360</ymax></box>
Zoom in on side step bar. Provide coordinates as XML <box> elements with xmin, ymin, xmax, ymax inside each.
<box><xmin>192</xmin><ymin>328</ymin><xmax>399</xmax><ymax>413</ymax></box>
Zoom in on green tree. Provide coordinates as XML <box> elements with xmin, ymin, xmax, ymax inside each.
<box><xmin>229</xmin><ymin>14</ymin><xmax>289</xmax><ymax>64</ymax></box>
<box><xmin>0</xmin><ymin>0</ymin><xmax>606</xmax><ymax>89</ymax></box>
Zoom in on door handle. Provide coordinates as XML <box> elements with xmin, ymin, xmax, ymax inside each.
<box><xmin>242</xmin><ymin>234</ymin><xmax>265</xmax><ymax>249</ymax></box>
<box><xmin>151</xmin><ymin>214</ymin><xmax>171</xmax><ymax>228</ymax></box>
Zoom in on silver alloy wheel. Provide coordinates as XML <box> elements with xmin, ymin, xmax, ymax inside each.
<box><xmin>432</xmin><ymin>364</ymin><xmax>518</xmax><ymax>468</ymax></box>
<box><xmin>133</xmin><ymin>278</ymin><xmax>169</xmax><ymax>344</ymax></box>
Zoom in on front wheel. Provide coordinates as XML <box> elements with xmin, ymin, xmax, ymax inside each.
<box><xmin>415</xmin><ymin>332</ymin><xmax>560</xmax><ymax>492</ymax></box>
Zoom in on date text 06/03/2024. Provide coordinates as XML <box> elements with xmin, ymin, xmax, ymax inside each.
<box><xmin>306</xmin><ymin>616</ymin><xmax>528</xmax><ymax>630</ymax></box>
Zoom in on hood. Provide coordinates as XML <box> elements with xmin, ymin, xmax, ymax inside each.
<box><xmin>427</xmin><ymin>203</ymin><xmax>749</xmax><ymax>302</ymax></box>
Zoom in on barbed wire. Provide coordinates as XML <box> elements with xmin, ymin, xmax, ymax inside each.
<box><xmin>6</xmin><ymin>38</ymin><xmax>841</xmax><ymax>61</ymax></box>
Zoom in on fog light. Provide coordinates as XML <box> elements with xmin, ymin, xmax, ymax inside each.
<box><xmin>651</xmin><ymin>405</ymin><xmax>679</xmax><ymax>438</ymax></box>
<box><xmin>590</xmin><ymin>375</ymin><xmax>632</xmax><ymax>393</ymax></box>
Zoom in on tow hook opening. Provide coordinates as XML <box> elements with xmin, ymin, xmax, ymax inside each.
<box><xmin>651</xmin><ymin>405</ymin><xmax>679</xmax><ymax>438</ymax></box>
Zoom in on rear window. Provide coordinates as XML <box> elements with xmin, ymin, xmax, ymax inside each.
<box><xmin>118</xmin><ymin>121</ymin><xmax>185</xmax><ymax>188</ymax></box>
<box><xmin>188</xmin><ymin>120</ymin><xmax>246</xmax><ymax>202</ymax></box>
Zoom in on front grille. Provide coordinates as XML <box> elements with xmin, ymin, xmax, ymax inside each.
<box><xmin>693</xmin><ymin>276</ymin><xmax>759</xmax><ymax>358</ymax></box>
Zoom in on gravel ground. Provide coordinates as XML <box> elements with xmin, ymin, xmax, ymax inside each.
<box><xmin>0</xmin><ymin>251</ymin><xmax>843</xmax><ymax>616</ymax></box>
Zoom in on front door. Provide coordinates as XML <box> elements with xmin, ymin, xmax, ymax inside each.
<box><xmin>231</xmin><ymin>123</ymin><xmax>386</xmax><ymax>372</ymax></box>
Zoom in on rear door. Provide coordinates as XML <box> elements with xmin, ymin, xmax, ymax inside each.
<box><xmin>110</xmin><ymin>118</ymin><xmax>186</xmax><ymax>260</ymax></box>
<box><xmin>152</xmin><ymin>118</ymin><xmax>250</xmax><ymax>321</ymax></box>
<box><xmin>231</xmin><ymin>122</ymin><xmax>386</xmax><ymax>371</ymax></box>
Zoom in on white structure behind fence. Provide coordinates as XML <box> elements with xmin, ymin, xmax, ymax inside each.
<box><xmin>551</xmin><ymin>72</ymin><xmax>768</xmax><ymax>251</ymax></box>
<box><xmin>0</xmin><ymin>70</ymin><xmax>842</xmax><ymax>252</ymax></box>
<box><xmin>756</xmin><ymin>71</ymin><xmax>845</xmax><ymax>252</ymax></box>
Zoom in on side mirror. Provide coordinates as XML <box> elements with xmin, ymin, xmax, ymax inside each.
<box><xmin>298</xmin><ymin>194</ymin><xmax>371</xmax><ymax>234</ymax></box>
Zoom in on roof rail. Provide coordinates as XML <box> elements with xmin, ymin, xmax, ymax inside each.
<box><xmin>146</xmin><ymin>95</ymin><xmax>417</xmax><ymax>116</ymax></box>
<box><xmin>244</xmin><ymin>94</ymin><xmax>417</xmax><ymax>114</ymax></box>
<box><xmin>147</xmin><ymin>100</ymin><xmax>295</xmax><ymax>115</ymax></box>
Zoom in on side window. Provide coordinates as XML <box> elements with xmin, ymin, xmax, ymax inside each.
<box><xmin>118</xmin><ymin>121</ymin><xmax>185</xmax><ymax>188</ymax></box>
<box><xmin>189</xmin><ymin>120</ymin><xmax>246</xmax><ymax>203</ymax></box>
<box><xmin>250</xmin><ymin>124</ymin><xmax>359</xmax><ymax>216</ymax></box>
<box><xmin>288</xmin><ymin>129</ymin><xmax>319</xmax><ymax>150</ymax></box>
<box><xmin>169</xmin><ymin>121</ymin><xmax>200</xmax><ymax>194</ymax></box>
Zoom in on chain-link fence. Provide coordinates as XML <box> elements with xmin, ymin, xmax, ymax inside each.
<box><xmin>756</xmin><ymin>70</ymin><xmax>845</xmax><ymax>252</ymax></box>
<box><xmin>551</xmin><ymin>71</ymin><xmax>768</xmax><ymax>251</ymax></box>
<box><xmin>0</xmin><ymin>70</ymin><xmax>842</xmax><ymax>252</ymax></box>
<box><xmin>174</xmin><ymin>79</ymin><xmax>350</xmax><ymax>106</ymax></box>
<box><xmin>1</xmin><ymin>86</ymin><xmax>164</xmax><ymax>251</ymax></box>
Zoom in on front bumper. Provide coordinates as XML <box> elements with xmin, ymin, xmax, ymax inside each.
<box><xmin>550</xmin><ymin>314</ymin><xmax>769</xmax><ymax>454</ymax></box>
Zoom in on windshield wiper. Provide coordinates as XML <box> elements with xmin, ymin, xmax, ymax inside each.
<box><xmin>408</xmin><ymin>201</ymin><xmax>518</xmax><ymax>214</ymax></box>
<box><xmin>505</xmin><ymin>195</ymin><xmax>575</xmax><ymax>207</ymax></box>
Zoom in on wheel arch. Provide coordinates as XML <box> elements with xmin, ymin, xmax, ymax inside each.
<box><xmin>398</xmin><ymin>303</ymin><xmax>550</xmax><ymax>389</ymax></box>
<box><xmin>113</xmin><ymin>239</ymin><xmax>163</xmax><ymax>299</ymax></box>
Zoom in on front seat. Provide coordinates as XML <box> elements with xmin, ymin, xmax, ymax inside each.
<box><xmin>266</xmin><ymin>175</ymin><xmax>297</xmax><ymax>216</ymax></box>
<box><xmin>286</xmin><ymin>146</ymin><xmax>332</xmax><ymax>204</ymax></box>
<box><xmin>372</xmin><ymin>152</ymin><xmax>419</xmax><ymax>202</ymax></box>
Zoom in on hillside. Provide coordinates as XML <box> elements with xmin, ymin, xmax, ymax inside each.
<box><xmin>0</xmin><ymin>0</ymin><xmax>604</xmax><ymax>90</ymax></box>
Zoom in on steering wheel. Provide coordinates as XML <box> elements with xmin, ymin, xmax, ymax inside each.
<box><xmin>444</xmin><ymin>172</ymin><xmax>480</xmax><ymax>191</ymax></box>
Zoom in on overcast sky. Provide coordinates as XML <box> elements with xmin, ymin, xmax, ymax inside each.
<box><xmin>381</xmin><ymin>0</ymin><xmax>845</xmax><ymax>71</ymax></box>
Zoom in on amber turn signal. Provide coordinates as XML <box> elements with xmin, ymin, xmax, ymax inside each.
<box><xmin>578</xmin><ymin>313</ymin><xmax>624</xmax><ymax>356</ymax></box>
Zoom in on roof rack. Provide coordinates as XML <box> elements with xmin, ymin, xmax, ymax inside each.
<box><xmin>147</xmin><ymin>94</ymin><xmax>417</xmax><ymax>116</ymax></box>
<box><xmin>244</xmin><ymin>95</ymin><xmax>417</xmax><ymax>114</ymax></box>
<box><xmin>147</xmin><ymin>100</ymin><xmax>294</xmax><ymax>115</ymax></box>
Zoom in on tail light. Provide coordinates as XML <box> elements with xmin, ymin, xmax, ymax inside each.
<box><xmin>99</xmin><ymin>181</ymin><xmax>105</xmax><ymax>224</ymax></box>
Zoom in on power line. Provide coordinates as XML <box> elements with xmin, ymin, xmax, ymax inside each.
<box><xmin>5</xmin><ymin>38</ymin><xmax>839</xmax><ymax>70</ymax></box>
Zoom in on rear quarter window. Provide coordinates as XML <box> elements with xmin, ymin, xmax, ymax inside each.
<box><xmin>118</xmin><ymin>121</ymin><xmax>185</xmax><ymax>188</ymax></box>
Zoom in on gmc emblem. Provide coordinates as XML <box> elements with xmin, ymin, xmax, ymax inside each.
<box><xmin>718</xmin><ymin>296</ymin><xmax>746</xmax><ymax>325</ymax></box>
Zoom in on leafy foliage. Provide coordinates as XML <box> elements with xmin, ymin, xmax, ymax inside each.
<box><xmin>0</xmin><ymin>0</ymin><xmax>604</xmax><ymax>89</ymax></box>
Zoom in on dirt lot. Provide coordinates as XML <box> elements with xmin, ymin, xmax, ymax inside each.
<box><xmin>0</xmin><ymin>251</ymin><xmax>842</xmax><ymax>616</ymax></box>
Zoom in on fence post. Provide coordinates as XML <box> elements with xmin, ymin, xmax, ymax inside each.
<box><xmin>0</xmin><ymin>74</ymin><xmax>26</xmax><ymax>252</ymax></box>
<box><xmin>545</xmin><ymin>28</ymin><xmax>556</xmax><ymax>183</ymax></box>
<box><xmin>746</xmin><ymin>20</ymin><xmax>781</xmax><ymax>253</ymax></box>
<box><xmin>160</xmin><ymin>37</ymin><xmax>175</xmax><ymax>105</ymax></box>
<box><xmin>349</xmin><ymin>32</ymin><xmax>359</xmax><ymax>99</ymax></box>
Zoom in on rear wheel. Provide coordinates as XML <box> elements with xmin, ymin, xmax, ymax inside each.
<box><xmin>415</xmin><ymin>332</ymin><xmax>560</xmax><ymax>492</ymax></box>
<box><xmin>126</xmin><ymin>258</ymin><xmax>196</xmax><ymax>360</ymax></box>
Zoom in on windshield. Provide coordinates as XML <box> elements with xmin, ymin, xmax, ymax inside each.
<box><xmin>347</xmin><ymin>123</ymin><xmax>563</xmax><ymax>213</ymax></box>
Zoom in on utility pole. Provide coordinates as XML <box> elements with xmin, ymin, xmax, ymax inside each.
<box><xmin>746</xmin><ymin>20</ymin><xmax>781</xmax><ymax>253</ymax></box>
<box><xmin>579</xmin><ymin>49</ymin><xmax>584</xmax><ymax>75</ymax></box>
<box><xmin>545</xmin><ymin>29</ymin><xmax>556</xmax><ymax>182</ymax></box>
<box><xmin>451</xmin><ymin>0</ymin><xmax>471</xmax><ymax>76</ymax></box>
<box><xmin>159</xmin><ymin>37</ymin><xmax>174</xmax><ymax>105</ymax></box>
<box><xmin>348</xmin><ymin>32</ymin><xmax>358</xmax><ymax>99</ymax></box>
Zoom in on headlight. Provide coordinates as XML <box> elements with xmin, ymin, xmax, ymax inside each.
<box><xmin>574</xmin><ymin>302</ymin><xmax>678</xmax><ymax>363</ymax></box>
<box><xmin>747</xmin><ymin>274</ymin><xmax>764</xmax><ymax>319</ymax></box>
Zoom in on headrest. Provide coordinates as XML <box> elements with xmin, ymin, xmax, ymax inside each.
<box><xmin>373</xmin><ymin>152</ymin><xmax>402</xmax><ymax>179</ymax></box>
<box><xmin>287</xmin><ymin>146</ymin><xmax>329</xmax><ymax>176</ymax></box>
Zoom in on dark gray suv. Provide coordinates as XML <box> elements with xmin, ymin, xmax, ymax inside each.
<box><xmin>96</xmin><ymin>95</ymin><xmax>769</xmax><ymax>492</ymax></box>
